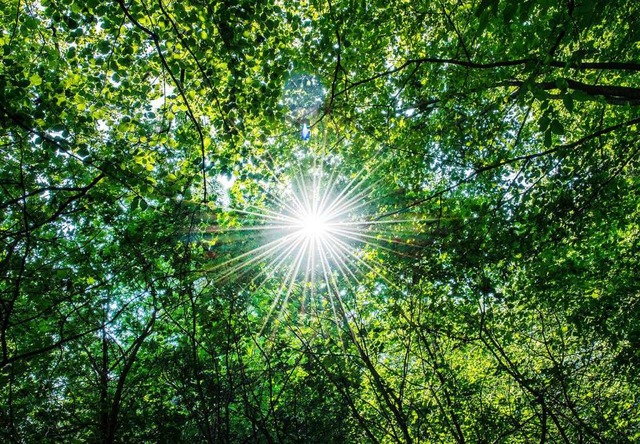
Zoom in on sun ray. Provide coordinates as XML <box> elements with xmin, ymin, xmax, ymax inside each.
<box><xmin>321</xmin><ymin>163</ymin><xmax>384</xmax><ymax>217</ymax></box>
<box><xmin>260</xmin><ymin>234</ymin><xmax>311</xmax><ymax>335</ymax></box>
<box><xmin>199</xmin><ymin>153</ymin><xmax>433</xmax><ymax>335</ymax></box>
<box><xmin>207</xmin><ymin>231</ymin><xmax>303</xmax><ymax>281</ymax></box>
<box><xmin>317</xmin><ymin>242</ymin><xmax>346</xmax><ymax>330</ymax></box>
<box><xmin>329</xmin><ymin>227</ymin><xmax>416</xmax><ymax>253</ymax></box>
<box><xmin>249</xmin><ymin>237</ymin><xmax>308</xmax><ymax>285</ymax></box>
<box><xmin>230</xmin><ymin>206</ymin><xmax>301</xmax><ymax>225</ymax></box>
<box><xmin>323</xmin><ymin>232</ymin><xmax>400</xmax><ymax>291</ymax></box>
<box><xmin>321</xmin><ymin>179</ymin><xmax>370</xmax><ymax>220</ymax></box>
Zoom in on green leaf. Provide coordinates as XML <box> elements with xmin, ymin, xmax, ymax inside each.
<box><xmin>571</xmin><ymin>90</ymin><xmax>591</xmax><ymax>101</ymax></box>
<box><xmin>475</xmin><ymin>0</ymin><xmax>498</xmax><ymax>17</ymax></box>
<box><xmin>544</xmin><ymin>129</ymin><xmax>553</xmax><ymax>148</ymax></box>
<box><xmin>29</xmin><ymin>73</ymin><xmax>42</xmax><ymax>86</ymax></box>
<box><xmin>550</xmin><ymin>120</ymin><xmax>565</xmax><ymax>135</ymax></box>
<box><xmin>77</xmin><ymin>144</ymin><xmax>90</xmax><ymax>157</ymax></box>
<box><xmin>502</xmin><ymin>2</ymin><xmax>518</xmax><ymax>24</ymax></box>
<box><xmin>563</xmin><ymin>95</ymin><xmax>575</xmax><ymax>113</ymax></box>
<box><xmin>539</xmin><ymin>115</ymin><xmax>550</xmax><ymax>132</ymax></box>
<box><xmin>51</xmin><ymin>123</ymin><xmax>66</xmax><ymax>133</ymax></box>
<box><xmin>555</xmin><ymin>78</ymin><xmax>569</xmax><ymax>91</ymax></box>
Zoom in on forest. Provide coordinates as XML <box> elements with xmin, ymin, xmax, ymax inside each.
<box><xmin>1</xmin><ymin>0</ymin><xmax>640</xmax><ymax>442</ymax></box>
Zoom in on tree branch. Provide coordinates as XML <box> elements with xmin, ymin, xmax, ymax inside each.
<box><xmin>337</xmin><ymin>57</ymin><xmax>640</xmax><ymax>98</ymax></box>
<box><xmin>115</xmin><ymin>0</ymin><xmax>209</xmax><ymax>202</ymax></box>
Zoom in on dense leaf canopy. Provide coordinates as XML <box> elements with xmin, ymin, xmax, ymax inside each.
<box><xmin>1</xmin><ymin>0</ymin><xmax>639</xmax><ymax>442</ymax></box>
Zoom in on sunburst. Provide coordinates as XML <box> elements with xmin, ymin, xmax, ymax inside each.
<box><xmin>199</xmin><ymin>157</ymin><xmax>427</xmax><ymax>333</ymax></box>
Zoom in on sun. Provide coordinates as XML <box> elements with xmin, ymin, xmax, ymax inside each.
<box><xmin>275</xmin><ymin>176</ymin><xmax>351</xmax><ymax>271</ymax></box>
<box><xmin>203</xmin><ymin>167</ymin><xmax>371</xmax><ymax>289</ymax></box>
<box><xmin>283</xmin><ymin>177</ymin><xmax>342</xmax><ymax>260</ymax></box>
<box><xmin>298</xmin><ymin>211</ymin><xmax>329</xmax><ymax>240</ymax></box>
<box><xmin>198</xmin><ymin>158</ymin><xmax>426</xmax><ymax>333</ymax></box>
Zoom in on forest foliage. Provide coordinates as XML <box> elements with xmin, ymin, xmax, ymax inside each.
<box><xmin>1</xmin><ymin>0</ymin><xmax>640</xmax><ymax>442</ymax></box>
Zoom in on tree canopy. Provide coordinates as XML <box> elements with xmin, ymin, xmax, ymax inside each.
<box><xmin>1</xmin><ymin>0</ymin><xmax>640</xmax><ymax>442</ymax></box>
